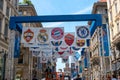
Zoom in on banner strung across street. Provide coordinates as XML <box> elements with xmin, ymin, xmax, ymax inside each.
<box><xmin>20</xmin><ymin>26</ymin><xmax>90</xmax><ymax>60</ymax></box>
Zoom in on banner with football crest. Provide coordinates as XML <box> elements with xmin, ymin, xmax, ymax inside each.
<box><xmin>62</xmin><ymin>56</ymin><xmax>69</xmax><ymax>63</ymax></box>
<box><xmin>21</xmin><ymin>27</ymin><xmax>36</xmax><ymax>43</ymax></box>
<box><xmin>50</xmin><ymin>27</ymin><xmax>64</xmax><ymax>41</ymax></box>
<box><xmin>64</xmin><ymin>32</ymin><xmax>75</xmax><ymax>47</ymax></box>
<box><xmin>76</xmin><ymin>39</ymin><xmax>87</xmax><ymax>48</ymax></box>
<box><xmin>24</xmin><ymin>43</ymin><xmax>51</xmax><ymax>48</ymax></box>
<box><xmin>76</xmin><ymin>26</ymin><xmax>90</xmax><ymax>39</ymax></box>
<box><xmin>36</xmin><ymin>28</ymin><xmax>50</xmax><ymax>45</ymax></box>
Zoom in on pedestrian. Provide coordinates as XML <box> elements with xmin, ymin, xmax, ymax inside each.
<box><xmin>32</xmin><ymin>75</ymin><xmax>37</xmax><ymax>80</ymax></box>
<box><xmin>118</xmin><ymin>76</ymin><xmax>120</xmax><ymax>80</ymax></box>
<box><xmin>111</xmin><ymin>74</ymin><xmax>117</xmax><ymax>80</ymax></box>
<box><xmin>75</xmin><ymin>74</ymin><xmax>82</xmax><ymax>80</ymax></box>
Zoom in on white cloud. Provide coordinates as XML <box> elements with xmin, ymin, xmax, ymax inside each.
<box><xmin>73</xmin><ymin>5</ymin><xmax>92</xmax><ymax>14</ymax></box>
<box><xmin>44</xmin><ymin>5</ymin><xmax>93</xmax><ymax>27</ymax></box>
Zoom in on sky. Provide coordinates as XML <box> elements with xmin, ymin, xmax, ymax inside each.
<box><xmin>19</xmin><ymin>0</ymin><xmax>98</xmax><ymax>71</ymax></box>
<box><xmin>19</xmin><ymin>0</ymin><xmax>98</xmax><ymax>32</ymax></box>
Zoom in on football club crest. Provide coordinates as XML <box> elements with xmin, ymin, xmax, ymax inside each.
<box><xmin>51</xmin><ymin>41</ymin><xmax>62</xmax><ymax>46</ymax></box>
<box><xmin>37</xmin><ymin>29</ymin><xmax>48</xmax><ymax>43</ymax></box>
<box><xmin>23</xmin><ymin>29</ymin><xmax>34</xmax><ymax>42</ymax></box>
<box><xmin>76</xmin><ymin>39</ymin><xmax>86</xmax><ymax>47</ymax></box>
<box><xmin>51</xmin><ymin>27</ymin><xmax>64</xmax><ymax>40</ymax></box>
<box><xmin>58</xmin><ymin>51</ymin><xmax>64</xmax><ymax>55</ymax></box>
<box><xmin>65</xmin><ymin>33</ymin><xmax>74</xmax><ymax>46</ymax></box>
<box><xmin>76</xmin><ymin>26</ymin><xmax>89</xmax><ymax>39</ymax></box>
<box><xmin>62</xmin><ymin>56</ymin><xmax>69</xmax><ymax>63</ymax></box>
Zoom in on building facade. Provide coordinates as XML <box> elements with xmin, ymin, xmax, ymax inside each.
<box><xmin>0</xmin><ymin>0</ymin><xmax>19</xmax><ymax>80</ymax></box>
<box><xmin>14</xmin><ymin>3</ymin><xmax>42</xmax><ymax>80</ymax></box>
<box><xmin>107</xmin><ymin>0</ymin><xmax>120</xmax><ymax>77</ymax></box>
<box><xmin>89</xmin><ymin>0</ymin><xmax>110</xmax><ymax>80</ymax></box>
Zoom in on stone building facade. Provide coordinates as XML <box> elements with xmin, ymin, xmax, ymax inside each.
<box><xmin>107</xmin><ymin>0</ymin><xmax>120</xmax><ymax>77</ymax></box>
<box><xmin>0</xmin><ymin>0</ymin><xmax>19</xmax><ymax>80</ymax></box>
<box><xmin>14</xmin><ymin>3</ymin><xmax>42</xmax><ymax>80</ymax></box>
<box><xmin>89</xmin><ymin>0</ymin><xmax>110</xmax><ymax>80</ymax></box>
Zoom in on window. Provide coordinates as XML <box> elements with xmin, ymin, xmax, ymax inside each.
<box><xmin>110</xmin><ymin>12</ymin><xmax>112</xmax><ymax>22</ymax></box>
<box><xmin>4</xmin><ymin>23</ymin><xmax>8</xmax><ymax>37</ymax></box>
<box><xmin>105</xmin><ymin>9</ymin><xmax>107</xmax><ymax>14</ymax></box>
<box><xmin>117</xmin><ymin>22</ymin><xmax>119</xmax><ymax>33</ymax></box>
<box><xmin>111</xmin><ymin>27</ymin><xmax>113</xmax><ymax>39</ymax></box>
<box><xmin>0</xmin><ymin>0</ymin><xmax>3</xmax><ymax>10</ymax></box>
<box><xmin>18</xmin><ymin>55</ymin><xmax>23</xmax><ymax>64</ymax></box>
<box><xmin>0</xmin><ymin>18</ymin><xmax>2</xmax><ymax>33</ymax></box>
<box><xmin>106</xmin><ymin>18</ymin><xmax>108</xmax><ymax>23</ymax></box>
<box><xmin>18</xmin><ymin>10</ymin><xmax>23</xmax><ymax>16</ymax></box>
<box><xmin>6</xmin><ymin>6</ymin><xmax>9</xmax><ymax>17</ymax></box>
<box><xmin>115</xmin><ymin>3</ymin><xmax>118</xmax><ymax>14</ymax></box>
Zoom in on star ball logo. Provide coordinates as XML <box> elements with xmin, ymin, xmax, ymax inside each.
<box><xmin>51</xmin><ymin>28</ymin><xmax>64</xmax><ymax>40</ymax></box>
<box><xmin>77</xmin><ymin>26</ymin><xmax>89</xmax><ymax>38</ymax></box>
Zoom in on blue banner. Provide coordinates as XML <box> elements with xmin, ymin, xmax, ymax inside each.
<box><xmin>74</xmin><ymin>52</ymin><xmax>80</xmax><ymax>60</ymax></box>
<box><xmin>79</xmin><ymin>61</ymin><xmax>82</xmax><ymax>73</ymax></box>
<box><xmin>102</xmin><ymin>24</ymin><xmax>110</xmax><ymax>56</ymax></box>
<box><xmin>14</xmin><ymin>31</ymin><xmax>21</xmax><ymax>58</ymax></box>
<box><xmin>84</xmin><ymin>52</ymin><xmax>88</xmax><ymax>68</ymax></box>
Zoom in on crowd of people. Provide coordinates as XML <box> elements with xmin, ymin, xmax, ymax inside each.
<box><xmin>74</xmin><ymin>74</ymin><xmax>120</xmax><ymax>80</ymax></box>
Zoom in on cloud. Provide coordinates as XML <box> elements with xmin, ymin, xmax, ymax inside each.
<box><xmin>73</xmin><ymin>5</ymin><xmax>92</xmax><ymax>14</ymax></box>
<box><xmin>44</xmin><ymin>5</ymin><xmax>93</xmax><ymax>27</ymax></box>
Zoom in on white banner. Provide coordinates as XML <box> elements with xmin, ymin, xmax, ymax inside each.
<box><xmin>76</xmin><ymin>25</ymin><xmax>90</xmax><ymax>39</ymax></box>
<box><xmin>24</xmin><ymin>43</ymin><xmax>51</xmax><ymax>48</ymax></box>
<box><xmin>36</xmin><ymin>28</ymin><xmax>50</xmax><ymax>44</ymax></box>
<box><xmin>64</xmin><ymin>32</ymin><xmax>75</xmax><ymax>46</ymax></box>
<box><xmin>50</xmin><ymin>27</ymin><xmax>64</xmax><ymax>41</ymax></box>
<box><xmin>62</xmin><ymin>56</ymin><xmax>69</xmax><ymax>63</ymax></box>
<box><xmin>21</xmin><ymin>27</ymin><xmax>36</xmax><ymax>43</ymax></box>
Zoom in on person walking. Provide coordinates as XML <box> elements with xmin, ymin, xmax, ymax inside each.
<box><xmin>111</xmin><ymin>74</ymin><xmax>117</xmax><ymax>80</ymax></box>
<box><xmin>75</xmin><ymin>74</ymin><xmax>82</xmax><ymax>80</ymax></box>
